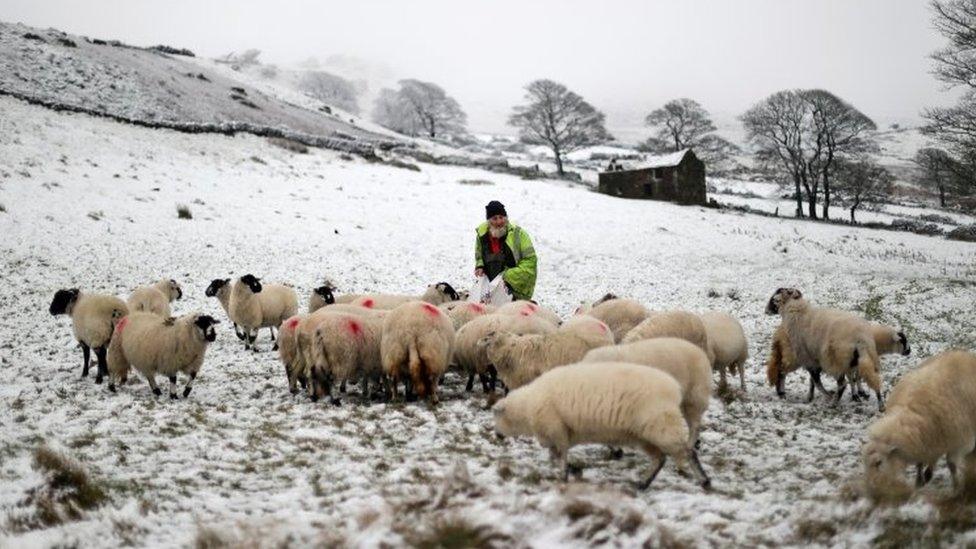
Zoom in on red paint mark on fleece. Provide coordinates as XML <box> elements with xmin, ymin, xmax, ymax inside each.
<box><xmin>285</xmin><ymin>317</ymin><xmax>301</xmax><ymax>330</ymax></box>
<box><xmin>421</xmin><ymin>303</ymin><xmax>441</xmax><ymax>318</ymax></box>
<box><xmin>520</xmin><ymin>310</ymin><xmax>532</xmax><ymax>317</ymax></box>
<box><xmin>361</xmin><ymin>298</ymin><xmax>375</xmax><ymax>309</ymax></box>
<box><xmin>115</xmin><ymin>316</ymin><xmax>129</xmax><ymax>333</ymax></box>
<box><xmin>468</xmin><ymin>303</ymin><xmax>485</xmax><ymax>313</ymax></box>
<box><xmin>345</xmin><ymin>318</ymin><xmax>363</xmax><ymax>337</ymax></box>
<box><xmin>598</xmin><ymin>322</ymin><xmax>608</xmax><ymax>334</ymax></box>
<box><xmin>521</xmin><ymin>306</ymin><xmax>536</xmax><ymax>316</ymax></box>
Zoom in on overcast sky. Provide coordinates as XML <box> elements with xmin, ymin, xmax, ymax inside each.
<box><xmin>2</xmin><ymin>0</ymin><xmax>958</xmax><ymax>139</ymax></box>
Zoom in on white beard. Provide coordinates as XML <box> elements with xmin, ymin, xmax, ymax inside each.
<box><xmin>489</xmin><ymin>225</ymin><xmax>508</xmax><ymax>239</ymax></box>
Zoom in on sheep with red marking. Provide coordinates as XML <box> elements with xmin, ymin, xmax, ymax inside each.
<box><xmin>128</xmin><ymin>279</ymin><xmax>182</xmax><ymax>317</ymax></box>
<box><xmin>277</xmin><ymin>314</ymin><xmax>306</xmax><ymax>393</ymax></box>
<box><xmin>229</xmin><ymin>274</ymin><xmax>299</xmax><ymax>351</ymax></box>
<box><xmin>49</xmin><ymin>288</ymin><xmax>129</xmax><ymax>384</ymax></box>
<box><xmin>439</xmin><ymin>300</ymin><xmax>495</xmax><ymax>330</ymax></box>
<box><xmin>289</xmin><ymin>304</ymin><xmax>384</xmax><ymax>395</ymax></box>
<box><xmin>351</xmin><ymin>282</ymin><xmax>461</xmax><ymax>310</ymax></box>
<box><xmin>453</xmin><ymin>313</ymin><xmax>557</xmax><ymax>393</ymax></box>
<box><xmin>106</xmin><ymin>311</ymin><xmax>219</xmax><ymax>398</ymax></box>
<box><xmin>380</xmin><ymin>301</ymin><xmax>455</xmax><ymax>404</ymax></box>
<box><xmin>495</xmin><ymin>300</ymin><xmax>561</xmax><ymax>327</ymax></box>
<box><xmin>310</xmin><ymin>312</ymin><xmax>385</xmax><ymax>404</ymax></box>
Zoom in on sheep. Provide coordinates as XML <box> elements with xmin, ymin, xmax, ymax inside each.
<box><xmin>578</xmin><ymin>295</ymin><xmax>651</xmax><ymax>343</ymax></box>
<box><xmin>106</xmin><ymin>311</ymin><xmax>219</xmax><ymax>398</ymax></box>
<box><xmin>494</xmin><ymin>300</ymin><xmax>562</xmax><ymax>327</ymax></box>
<box><xmin>582</xmin><ymin>338</ymin><xmax>712</xmax><ymax>443</ymax></box>
<box><xmin>277</xmin><ymin>314</ymin><xmax>306</xmax><ymax>393</ymax></box>
<box><xmin>765</xmin><ymin>287</ymin><xmax>884</xmax><ymax>410</ymax></box>
<box><xmin>480</xmin><ymin>320</ymin><xmax>614</xmax><ymax>391</ymax></box>
<box><xmin>127</xmin><ymin>279</ymin><xmax>182</xmax><ymax>317</ymax></box>
<box><xmin>863</xmin><ymin>350</ymin><xmax>976</xmax><ymax>498</ymax></box>
<box><xmin>453</xmin><ymin>313</ymin><xmax>557</xmax><ymax>393</ymax></box>
<box><xmin>309</xmin><ymin>312</ymin><xmax>385</xmax><ymax>404</ymax></box>
<box><xmin>380</xmin><ymin>301</ymin><xmax>455</xmax><ymax>404</ymax></box>
<box><xmin>351</xmin><ymin>282</ymin><xmax>461</xmax><ymax>310</ymax></box>
<box><xmin>205</xmin><ymin>278</ymin><xmax>247</xmax><ymax>341</ymax></box>
<box><xmin>559</xmin><ymin>315</ymin><xmax>616</xmax><ymax>348</ymax></box>
<box><xmin>622</xmin><ymin>310</ymin><xmax>714</xmax><ymax>364</ymax></box>
<box><xmin>699</xmin><ymin>311</ymin><xmax>749</xmax><ymax>391</ymax></box>
<box><xmin>229</xmin><ymin>274</ymin><xmax>299</xmax><ymax>351</ymax></box>
<box><xmin>49</xmin><ymin>288</ymin><xmax>129</xmax><ymax>384</ymax></box>
<box><xmin>492</xmin><ymin>361</ymin><xmax>711</xmax><ymax>490</ymax></box>
<box><xmin>308</xmin><ymin>285</ymin><xmax>335</xmax><ymax>314</ymax></box>
<box><xmin>439</xmin><ymin>300</ymin><xmax>495</xmax><ymax>331</ymax></box>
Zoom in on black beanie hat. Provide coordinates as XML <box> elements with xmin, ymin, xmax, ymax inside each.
<box><xmin>485</xmin><ymin>200</ymin><xmax>507</xmax><ymax>219</ymax></box>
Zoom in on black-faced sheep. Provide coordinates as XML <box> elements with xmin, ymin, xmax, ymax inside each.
<box><xmin>863</xmin><ymin>350</ymin><xmax>976</xmax><ymax>498</ymax></box>
<box><xmin>308</xmin><ymin>284</ymin><xmax>336</xmax><ymax>314</ymax></box>
<box><xmin>128</xmin><ymin>279</ymin><xmax>182</xmax><ymax>317</ymax></box>
<box><xmin>205</xmin><ymin>278</ymin><xmax>248</xmax><ymax>341</ymax></box>
<box><xmin>106</xmin><ymin>312</ymin><xmax>219</xmax><ymax>398</ymax></box>
<box><xmin>49</xmin><ymin>288</ymin><xmax>129</xmax><ymax>384</ymax></box>
<box><xmin>229</xmin><ymin>274</ymin><xmax>299</xmax><ymax>351</ymax></box>
<box><xmin>351</xmin><ymin>282</ymin><xmax>461</xmax><ymax>310</ymax></box>
<box><xmin>380</xmin><ymin>301</ymin><xmax>455</xmax><ymax>404</ymax></box>
<box><xmin>492</xmin><ymin>361</ymin><xmax>711</xmax><ymax>490</ymax></box>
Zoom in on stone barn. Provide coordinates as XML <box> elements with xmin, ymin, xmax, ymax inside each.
<box><xmin>598</xmin><ymin>149</ymin><xmax>706</xmax><ymax>206</ymax></box>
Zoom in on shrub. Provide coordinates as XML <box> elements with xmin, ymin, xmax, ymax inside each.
<box><xmin>267</xmin><ymin>137</ymin><xmax>308</xmax><ymax>154</ymax></box>
<box><xmin>947</xmin><ymin>224</ymin><xmax>976</xmax><ymax>242</ymax></box>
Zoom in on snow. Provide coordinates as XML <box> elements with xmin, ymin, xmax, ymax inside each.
<box><xmin>629</xmin><ymin>149</ymin><xmax>691</xmax><ymax>170</ymax></box>
<box><xmin>2</xmin><ymin>95</ymin><xmax>976</xmax><ymax>547</ymax></box>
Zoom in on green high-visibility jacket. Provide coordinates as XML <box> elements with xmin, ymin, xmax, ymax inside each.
<box><xmin>475</xmin><ymin>221</ymin><xmax>537</xmax><ymax>300</ymax></box>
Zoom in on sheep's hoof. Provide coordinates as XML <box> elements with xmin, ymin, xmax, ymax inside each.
<box><xmin>701</xmin><ymin>478</ymin><xmax>713</xmax><ymax>492</ymax></box>
<box><xmin>183</xmin><ymin>387</ymin><xmax>192</xmax><ymax>398</ymax></box>
<box><xmin>169</xmin><ymin>393</ymin><xmax>178</xmax><ymax>400</ymax></box>
<box><xmin>81</xmin><ymin>370</ymin><xmax>89</xmax><ymax>378</ymax></box>
<box><xmin>330</xmin><ymin>397</ymin><xmax>342</xmax><ymax>407</ymax></box>
<box><xmin>310</xmin><ymin>394</ymin><xmax>319</xmax><ymax>403</ymax></box>
<box><xmin>108</xmin><ymin>383</ymin><xmax>116</xmax><ymax>393</ymax></box>
<box><xmin>289</xmin><ymin>387</ymin><xmax>299</xmax><ymax>395</ymax></box>
<box><xmin>607</xmin><ymin>447</ymin><xmax>624</xmax><ymax>460</ymax></box>
<box><xmin>152</xmin><ymin>387</ymin><xmax>162</xmax><ymax>396</ymax></box>
<box><xmin>95</xmin><ymin>376</ymin><xmax>103</xmax><ymax>385</ymax></box>
<box><xmin>567</xmin><ymin>463</ymin><xmax>584</xmax><ymax>478</ymax></box>
<box><xmin>272</xmin><ymin>344</ymin><xmax>279</xmax><ymax>351</ymax></box>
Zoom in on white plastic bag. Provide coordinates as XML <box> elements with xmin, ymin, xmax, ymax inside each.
<box><xmin>470</xmin><ymin>275</ymin><xmax>513</xmax><ymax>306</ymax></box>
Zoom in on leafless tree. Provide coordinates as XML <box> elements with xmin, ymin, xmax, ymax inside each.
<box><xmin>645</xmin><ymin>98</ymin><xmax>717</xmax><ymax>151</ymax></box>
<box><xmin>915</xmin><ymin>147</ymin><xmax>956</xmax><ymax>206</ymax></box>
<box><xmin>370</xmin><ymin>79</ymin><xmax>466</xmax><ymax>138</ymax></box>
<box><xmin>371</xmin><ymin>88</ymin><xmax>418</xmax><ymax>135</ymax></box>
<box><xmin>833</xmin><ymin>158</ymin><xmax>893</xmax><ymax>224</ymax></box>
<box><xmin>508</xmin><ymin>79</ymin><xmax>612</xmax><ymax>175</ymax></box>
<box><xmin>298</xmin><ymin>71</ymin><xmax>360</xmax><ymax>114</ymax></box>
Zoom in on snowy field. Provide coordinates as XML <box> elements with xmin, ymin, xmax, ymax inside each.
<box><xmin>3</xmin><ymin>95</ymin><xmax>976</xmax><ymax>547</ymax></box>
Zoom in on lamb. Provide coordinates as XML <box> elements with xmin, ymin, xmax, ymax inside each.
<box><xmin>229</xmin><ymin>274</ymin><xmax>299</xmax><ymax>351</ymax></box>
<box><xmin>582</xmin><ymin>338</ymin><xmax>712</xmax><ymax>443</ymax></box>
<box><xmin>492</xmin><ymin>361</ymin><xmax>711</xmax><ymax>490</ymax></box>
<box><xmin>863</xmin><ymin>350</ymin><xmax>976</xmax><ymax>498</ymax></box>
<box><xmin>106</xmin><ymin>311</ymin><xmax>219</xmax><ymax>398</ymax></box>
<box><xmin>578</xmin><ymin>295</ymin><xmax>652</xmax><ymax>343</ymax></box>
<box><xmin>49</xmin><ymin>288</ymin><xmax>129</xmax><ymax>384</ymax></box>
<box><xmin>351</xmin><ymin>282</ymin><xmax>460</xmax><ymax>310</ymax></box>
<box><xmin>495</xmin><ymin>300</ymin><xmax>562</xmax><ymax>327</ymax></box>
<box><xmin>622</xmin><ymin>310</ymin><xmax>714</xmax><ymax>364</ymax></box>
<box><xmin>765</xmin><ymin>288</ymin><xmax>884</xmax><ymax>410</ymax></box>
<box><xmin>439</xmin><ymin>300</ymin><xmax>495</xmax><ymax>331</ymax></box>
<box><xmin>453</xmin><ymin>313</ymin><xmax>557</xmax><ymax>393</ymax></box>
<box><xmin>480</xmin><ymin>320</ymin><xmax>614</xmax><ymax>391</ymax></box>
<box><xmin>127</xmin><ymin>279</ymin><xmax>182</xmax><ymax>317</ymax></box>
<box><xmin>699</xmin><ymin>311</ymin><xmax>749</xmax><ymax>391</ymax></box>
<box><xmin>309</xmin><ymin>312</ymin><xmax>385</xmax><ymax>404</ymax></box>
<box><xmin>380</xmin><ymin>301</ymin><xmax>455</xmax><ymax>404</ymax></box>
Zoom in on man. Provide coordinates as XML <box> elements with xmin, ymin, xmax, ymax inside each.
<box><xmin>474</xmin><ymin>200</ymin><xmax>537</xmax><ymax>301</ymax></box>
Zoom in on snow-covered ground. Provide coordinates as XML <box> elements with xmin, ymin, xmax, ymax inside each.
<box><xmin>3</xmin><ymin>95</ymin><xmax>976</xmax><ymax>547</ymax></box>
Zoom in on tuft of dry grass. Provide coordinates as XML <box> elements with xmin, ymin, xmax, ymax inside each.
<box><xmin>177</xmin><ymin>203</ymin><xmax>193</xmax><ymax>219</ymax></box>
<box><xmin>10</xmin><ymin>445</ymin><xmax>110</xmax><ymax>531</ymax></box>
<box><xmin>404</xmin><ymin>515</ymin><xmax>511</xmax><ymax>549</ymax></box>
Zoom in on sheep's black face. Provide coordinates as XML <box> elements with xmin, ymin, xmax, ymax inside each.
<box><xmin>195</xmin><ymin>315</ymin><xmax>220</xmax><ymax>342</ymax></box>
<box><xmin>49</xmin><ymin>288</ymin><xmax>80</xmax><ymax>315</ymax></box>
<box><xmin>596</xmin><ymin>293</ymin><xmax>618</xmax><ymax>305</ymax></box>
<box><xmin>437</xmin><ymin>282</ymin><xmax>460</xmax><ymax>301</ymax></box>
<box><xmin>204</xmin><ymin>279</ymin><xmax>227</xmax><ymax>297</ymax></box>
<box><xmin>765</xmin><ymin>288</ymin><xmax>802</xmax><ymax>315</ymax></box>
<box><xmin>314</xmin><ymin>285</ymin><xmax>335</xmax><ymax>305</ymax></box>
<box><xmin>240</xmin><ymin>274</ymin><xmax>262</xmax><ymax>293</ymax></box>
<box><xmin>898</xmin><ymin>332</ymin><xmax>911</xmax><ymax>356</ymax></box>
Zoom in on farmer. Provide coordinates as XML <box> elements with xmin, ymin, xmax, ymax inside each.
<box><xmin>474</xmin><ymin>200</ymin><xmax>537</xmax><ymax>301</ymax></box>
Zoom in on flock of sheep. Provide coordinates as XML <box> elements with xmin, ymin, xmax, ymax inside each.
<box><xmin>47</xmin><ymin>278</ymin><xmax>976</xmax><ymax>498</ymax></box>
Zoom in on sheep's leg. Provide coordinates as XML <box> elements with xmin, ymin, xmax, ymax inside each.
<box><xmin>94</xmin><ymin>346</ymin><xmax>108</xmax><ymax>384</ymax></box>
<box><xmin>234</xmin><ymin>323</ymin><xmax>245</xmax><ymax>341</ymax></box>
<box><xmin>478</xmin><ymin>373</ymin><xmax>490</xmax><ymax>393</ymax></box>
<box><xmin>466</xmin><ymin>373</ymin><xmax>475</xmax><ymax>392</ymax></box>
<box><xmin>182</xmin><ymin>372</ymin><xmax>196</xmax><ymax>398</ymax></box>
<box><xmin>832</xmin><ymin>376</ymin><xmax>847</xmax><ymax>408</ymax></box>
<box><xmin>270</xmin><ymin>327</ymin><xmax>276</xmax><ymax>342</ymax></box>
<box><xmin>549</xmin><ymin>448</ymin><xmax>572</xmax><ymax>481</ymax></box>
<box><xmin>80</xmin><ymin>342</ymin><xmax>91</xmax><ymax>378</ymax></box>
<box><xmin>168</xmin><ymin>375</ymin><xmax>178</xmax><ymax>400</ymax></box>
<box><xmin>718</xmin><ymin>366</ymin><xmax>728</xmax><ymax>390</ymax></box>
<box><xmin>737</xmin><ymin>362</ymin><xmax>747</xmax><ymax>392</ymax></box>
<box><xmin>948</xmin><ymin>458</ymin><xmax>959</xmax><ymax>490</ymax></box>
<box><xmin>916</xmin><ymin>464</ymin><xmax>934</xmax><ymax>487</ymax></box>
<box><xmin>806</xmin><ymin>372</ymin><xmax>816</xmax><ymax>403</ymax></box>
<box><xmin>340</xmin><ymin>380</ymin><xmax>347</xmax><ymax>394</ymax></box>
<box><xmin>811</xmin><ymin>369</ymin><xmax>832</xmax><ymax>397</ymax></box>
<box><xmin>146</xmin><ymin>375</ymin><xmax>162</xmax><ymax>396</ymax></box>
<box><xmin>390</xmin><ymin>376</ymin><xmax>399</xmax><ymax>402</ymax></box>
<box><xmin>489</xmin><ymin>366</ymin><xmax>498</xmax><ymax>393</ymax></box>
<box><xmin>298</xmin><ymin>374</ymin><xmax>308</xmax><ymax>391</ymax></box>
<box><xmin>638</xmin><ymin>446</ymin><xmax>666</xmax><ymax>490</ymax></box>
<box><xmin>361</xmin><ymin>378</ymin><xmax>370</xmax><ymax>404</ymax></box>
<box><xmin>688</xmin><ymin>449</ymin><xmax>712</xmax><ymax>491</ymax></box>
<box><xmin>775</xmin><ymin>371</ymin><xmax>786</xmax><ymax>398</ymax></box>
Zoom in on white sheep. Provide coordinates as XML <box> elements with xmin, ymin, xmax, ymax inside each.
<box><xmin>699</xmin><ymin>311</ymin><xmax>749</xmax><ymax>391</ymax></box>
<box><xmin>380</xmin><ymin>301</ymin><xmax>455</xmax><ymax>404</ymax></box>
<box><xmin>106</xmin><ymin>311</ymin><xmax>219</xmax><ymax>398</ymax></box>
<box><xmin>578</xmin><ymin>296</ymin><xmax>651</xmax><ymax>343</ymax></box>
<box><xmin>351</xmin><ymin>282</ymin><xmax>461</xmax><ymax>310</ymax></box>
<box><xmin>863</xmin><ymin>350</ymin><xmax>976</xmax><ymax>498</ymax></box>
<box><xmin>205</xmin><ymin>278</ymin><xmax>248</xmax><ymax>341</ymax></box>
<box><xmin>277</xmin><ymin>314</ymin><xmax>306</xmax><ymax>393</ymax></box>
<box><xmin>622</xmin><ymin>310</ymin><xmax>714</xmax><ymax>364</ymax></box>
<box><xmin>494</xmin><ymin>300</ymin><xmax>562</xmax><ymax>327</ymax></box>
<box><xmin>439</xmin><ymin>300</ymin><xmax>495</xmax><ymax>331</ymax></box>
<box><xmin>765</xmin><ymin>288</ymin><xmax>884</xmax><ymax>410</ymax></box>
<box><xmin>310</xmin><ymin>312</ymin><xmax>385</xmax><ymax>404</ymax></box>
<box><xmin>480</xmin><ymin>320</ymin><xmax>614</xmax><ymax>391</ymax></box>
<box><xmin>582</xmin><ymin>338</ymin><xmax>712</xmax><ymax>443</ymax></box>
<box><xmin>229</xmin><ymin>274</ymin><xmax>299</xmax><ymax>351</ymax></box>
<box><xmin>49</xmin><ymin>288</ymin><xmax>129</xmax><ymax>384</ymax></box>
<box><xmin>492</xmin><ymin>361</ymin><xmax>711</xmax><ymax>490</ymax></box>
<box><xmin>453</xmin><ymin>313</ymin><xmax>557</xmax><ymax>393</ymax></box>
<box><xmin>127</xmin><ymin>279</ymin><xmax>182</xmax><ymax>317</ymax></box>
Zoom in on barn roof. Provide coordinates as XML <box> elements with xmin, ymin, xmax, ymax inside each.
<box><xmin>632</xmin><ymin>149</ymin><xmax>691</xmax><ymax>169</ymax></box>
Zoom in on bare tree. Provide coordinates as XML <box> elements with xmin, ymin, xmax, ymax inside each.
<box><xmin>833</xmin><ymin>158</ymin><xmax>893</xmax><ymax>224</ymax></box>
<box><xmin>915</xmin><ymin>147</ymin><xmax>956</xmax><ymax>206</ymax></box>
<box><xmin>370</xmin><ymin>80</ymin><xmax>466</xmax><ymax>138</ymax></box>
<box><xmin>508</xmin><ymin>79</ymin><xmax>612</xmax><ymax>175</ymax></box>
<box><xmin>298</xmin><ymin>71</ymin><xmax>360</xmax><ymax>114</ymax></box>
<box><xmin>645</xmin><ymin>98</ymin><xmax>717</xmax><ymax>151</ymax></box>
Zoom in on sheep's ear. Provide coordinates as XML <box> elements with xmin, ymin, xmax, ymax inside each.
<box><xmin>764</xmin><ymin>291</ymin><xmax>781</xmax><ymax>315</ymax></box>
<box><xmin>788</xmin><ymin>288</ymin><xmax>802</xmax><ymax>299</ymax></box>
